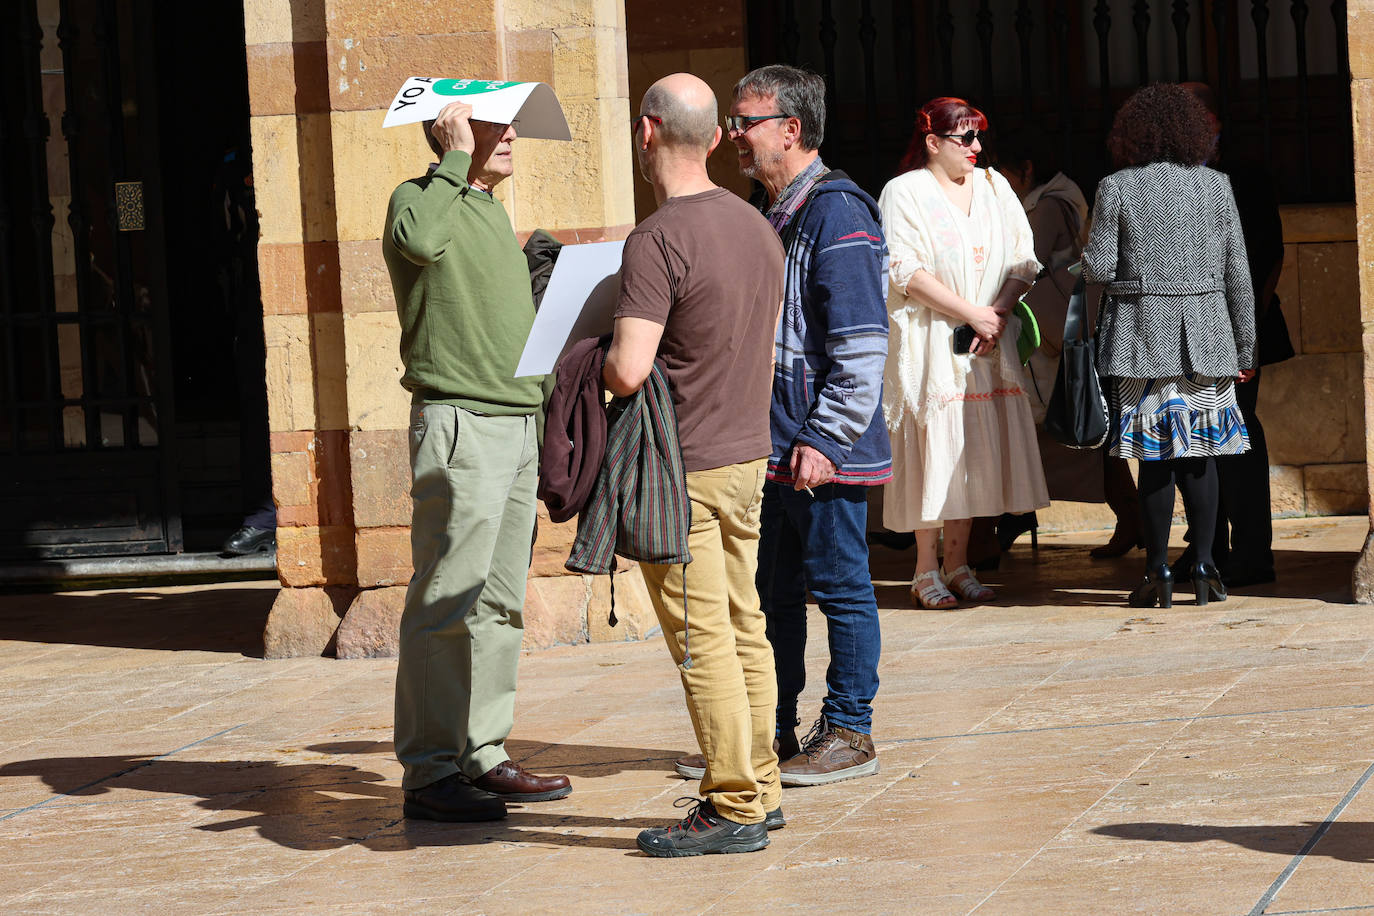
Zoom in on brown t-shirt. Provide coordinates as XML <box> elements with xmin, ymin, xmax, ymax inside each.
<box><xmin>615</xmin><ymin>188</ymin><xmax>784</xmax><ymax>472</ymax></box>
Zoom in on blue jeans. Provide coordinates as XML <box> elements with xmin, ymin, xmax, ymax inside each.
<box><xmin>756</xmin><ymin>480</ymin><xmax>881</xmax><ymax>735</ymax></box>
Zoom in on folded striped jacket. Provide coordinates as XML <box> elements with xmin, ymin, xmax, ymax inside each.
<box><xmin>566</xmin><ymin>361</ymin><xmax>691</xmax><ymax>575</ymax></box>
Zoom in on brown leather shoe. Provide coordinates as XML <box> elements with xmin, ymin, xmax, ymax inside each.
<box><xmin>673</xmin><ymin>728</ymin><xmax>800</xmax><ymax>780</ymax></box>
<box><xmin>403</xmin><ymin>771</ymin><xmax>506</xmax><ymax>822</ymax></box>
<box><xmin>471</xmin><ymin>760</ymin><xmax>572</xmax><ymax>802</ymax></box>
<box><xmin>779</xmin><ymin>716</ymin><xmax>878</xmax><ymax>786</ymax></box>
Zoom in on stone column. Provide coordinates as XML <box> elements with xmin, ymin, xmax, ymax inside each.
<box><xmin>1350</xmin><ymin>4</ymin><xmax>1374</xmax><ymax>600</ymax></box>
<box><xmin>245</xmin><ymin>0</ymin><xmax>647</xmax><ymax>653</ymax></box>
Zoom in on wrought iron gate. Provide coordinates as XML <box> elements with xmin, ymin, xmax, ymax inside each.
<box><xmin>0</xmin><ymin>0</ymin><xmax>180</xmax><ymax>559</ymax></box>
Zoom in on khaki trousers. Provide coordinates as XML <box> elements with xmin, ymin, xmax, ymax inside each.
<box><xmin>639</xmin><ymin>458</ymin><xmax>780</xmax><ymax>824</ymax></box>
<box><xmin>394</xmin><ymin>403</ymin><xmax>537</xmax><ymax>790</ymax></box>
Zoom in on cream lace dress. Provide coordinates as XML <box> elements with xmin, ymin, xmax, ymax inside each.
<box><xmin>879</xmin><ymin>166</ymin><xmax>1050</xmax><ymax>531</ymax></box>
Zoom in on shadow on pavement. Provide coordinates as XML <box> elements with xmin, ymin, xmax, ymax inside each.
<box><xmin>1092</xmin><ymin>821</ymin><xmax>1374</xmax><ymax>863</ymax></box>
<box><xmin>0</xmin><ymin>586</ymin><xmax>276</xmax><ymax>656</ymax></box>
<box><xmin>0</xmin><ymin>745</ymin><xmax>684</xmax><ymax>852</ymax></box>
<box><xmin>305</xmin><ymin>739</ymin><xmax>689</xmax><ymax>778</ymax></box>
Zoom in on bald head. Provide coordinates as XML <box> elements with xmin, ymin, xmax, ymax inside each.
<box><xmin>641</xmin><ymin>73</ymin><xmax>718</xmax><ymax>153</ymax></box>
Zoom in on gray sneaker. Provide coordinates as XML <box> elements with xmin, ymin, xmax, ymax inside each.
<box><xmin>637</xmin><ymin>797</ymin><xmax>769</xmax><ymax>857</ymax></box>
<box><xmin>673</xmin><ymin>729</ymin><xmax>800</xmax><ymax>780</ymax></box>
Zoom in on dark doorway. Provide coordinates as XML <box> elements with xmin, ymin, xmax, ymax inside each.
<box><xmin>0</xmin><ymin>0</ymin><xmax>267</xmax><ymax>562</ymax></box>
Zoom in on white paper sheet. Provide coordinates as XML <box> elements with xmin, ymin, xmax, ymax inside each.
<box><xmin>381</xmin><ymin>78</ymin><xmax>571</xmax><ymax>140</ymax></box>
<box><xmin>514</xmin><ymin>240</ymin><xmax>626</xmax><ymax>378</ymax></box>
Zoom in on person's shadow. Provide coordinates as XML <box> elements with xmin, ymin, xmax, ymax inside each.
<box><xmin>1091</xmin><ymin>821</ymin><xmax>1374</xmax><ymax>863</ymax></box>
<box><xmin>0</xmin><ymin>739</ymin><xmax>689</xmax><ymax>852</ymax></box>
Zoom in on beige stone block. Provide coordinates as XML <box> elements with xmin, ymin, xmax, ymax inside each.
<box><xmin>330</xmin><ymin>111</ymin><xmax>428</xmax><ymax>244</ymax></box>
<box><xmin>349</xmin><ymin>429</ymin><xmax>410</xmax><ymax>528</ymax></box>
<box><xmin>1036</xmin><ymin>500</ymin><xmax>1121</xmax><ymax>534</ymax></box>
<box><xmin>325</xmin><ymin>3</ymin><xmax>496</xmax><ymax>38</ymax></box>
<box><xmin>523</xmin><ymin>575</ymin><xmax>591</xmax><ymax>649</ymax></box>
<box><xmin>339</xmin><ymin>240</ymin><xmax>393</xmax><ymax>314</ymax></box>
<box><xmin>312</xmin><ymin>311</ymin><xmax>350</xmax><ymax>430</ymax></box>
<box><xmin>598</xmin><ymin>95</ymin><xmax>637</xmax><ymax>230</ymax></box>
<box><xmin>263</xmin><ymin>314</ymin><xmax>317</xmax><ymax>431</ymax></box>
<box><xmin>1279</xmin><ymin>204</ymin><xmax>1358</xmax><ymax>244</ymax></box>
<box><xmin>1270</xmin><ymin>465</ymin><xmax>1306</xmax><ymax>518</ymax></box>
<box><xmin>262</xmin><ymin>585</ymin><xmax>346</xmax><ymax>659</ymax></box>
<box><xmin>1353</xmin><ymin>25</ymin><xmax>1374</xmax><ymax>83</ymax></box>
<box><xmin>1297</xmin><ymin>242</ymin><xmax>1360</xmax><ymax>353</ymax></box>
<box><xmin>1353</xmin><ymin>526</ymin><xmax>1374</xmax><ymax>603</ymax></box>
<box><xmin>529</xmin><ymin>504</ymin><xmax>580</xmax><ymax>577</ymax></box>
<box><xmin>506</xmin><ymin>29</ymin><xmax>556</xmax><ymax>85</ymax></box>
<box><xmin>326</xmin><ymin>33</ymin><xmax>502</xmax><ymax>113</ymax></box>
<box><xmin>1305</xmin><ymin>463</ymin><xmax>1369</xmax><ymax>516</ymax></box>
<box><xmin>624</xmin><ymin>1</ymin><xmax>747</xmax><ymax>52</ymax></box>
<box><xmin>1275</xmin><ymin>244</ymin><xmax>1301</xmax><ymax>352</ymax></box>
<box><xmin>1260</xmin><ymin>352</ymin><xmax>1365</xmax><ymax>465</ymax></box>
<box><xmin>504</xmin><ymin>0</ymin><xmax>620</xmax><ymax>31</ymax></box>
<box><xmin>335</xmin><ymin>586</ymin><xmax>406</xmax><ymax>659</ymax></box>
<box><xmin>250</xmin><ymin>115</ymin><xmax>303</xmax><ymax>245</ymax></box>
<box><xmin>511</xmin><ymin>98</ymin><xmax>634</xmax><ymax>233</ymax></box>
<box><xmin>343</xmin><ymin>312</ymin><xmax>408</xmax><ymax>431</ymax></box>
<box><xmin>276</xmin><ymin>524</ymin><xmax>358</xmax><ymax>587</ymax></box>
<box><xmin>588</xmin><ymin>566</ymin><xmax>658</xmax><ymax>643</ymax></box>
<box><xmin>243</xmin><ymin>0</ymin><xmax>325</xmax><ymax>46</ymax></box>
<box><xmin>271</xmin><ymin>450</ymin><xmax>313</xmax><ymax>508</ymax></box>
<box><xmin>298</xmin><ymin>114</ymin><xmax>340</xmax><ymax>243</ymax></box>
<box><xmin>551</xmin><ymin>28</ymin><xmax>623</xmax><ymax>101</ymax></box>
<box><xmin>355</xmin><ymin>526</ymin><xmax>413</xmax><ymax>588</ymax></box>
<box><xmin>246</xmin><ymin>41</ymin><xmax>330</xmax><ymax>117</ymax></box>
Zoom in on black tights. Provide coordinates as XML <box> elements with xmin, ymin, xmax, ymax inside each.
<box><xmin>1136</xmin><ymin>457</ymin><xmax>1218</xmax><ymax>571</ymax></box>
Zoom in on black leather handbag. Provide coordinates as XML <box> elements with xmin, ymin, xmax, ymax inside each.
<box><xmin>1043</xmin><ymin>275</ymin><xmax>1109</xmax><ymax>449</ymax></box>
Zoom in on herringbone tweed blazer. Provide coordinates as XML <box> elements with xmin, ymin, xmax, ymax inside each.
<box><xmin>1083</xmin><ymin>162</ymin><xmax>1256</xmax><ymax>378</ymax></box>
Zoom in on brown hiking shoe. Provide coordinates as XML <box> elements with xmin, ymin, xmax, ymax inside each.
<box><xmin>779</xmin><ymin>716</ymin><xmax>879</xmax><ymax>786</ymax></box>
<box><xmin>673</xmin><ymin>728</ymin><xmax>800</xmax><ymax>780</ymax></box>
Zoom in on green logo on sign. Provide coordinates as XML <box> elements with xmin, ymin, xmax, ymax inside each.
<box><xmin>433</xmin><ymin>79</ymin><xmax>517</xmax><ymax>96</ymax></box>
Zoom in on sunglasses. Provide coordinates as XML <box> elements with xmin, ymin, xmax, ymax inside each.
<box><xmin>939</xmin><ymin>129</ymin><xmax>984</xmax><ymax>147</ymax></box>
<box><xmin>725</xmin><ymin>113</ymin><xmax>791</xmax><ymax>133</ymax></box>
<box><xmin>631</xmin><ymin>113</ymin><xmax>664</xmax><ymax>132</ymax></box>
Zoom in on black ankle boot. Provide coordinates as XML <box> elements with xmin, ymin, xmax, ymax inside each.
<box><xmin>1192</xmin><ymin>562</ymin><xmax>1227</xmax><ymax>606</ymax></box>
<box><xmin>1128</xmin><ymin>564</ymin><xmax>1173</xmax><ymax>609</ymax></box>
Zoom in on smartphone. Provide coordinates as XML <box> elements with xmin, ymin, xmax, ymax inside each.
<box><xmin>952</xmin><ymin>324</ymin><xmax>976</xmax><ymax>354</ymax></box>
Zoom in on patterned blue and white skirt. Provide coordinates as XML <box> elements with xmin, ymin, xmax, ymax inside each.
<box><xmin>1109</xmin><ymin>374</ymin><xmax>1250</xmax><ymax>461</ymax></box>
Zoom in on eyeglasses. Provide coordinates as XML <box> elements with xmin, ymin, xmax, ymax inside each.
<box><xmin>726</xmin><ymin>113</ymin><xmax>791</xmax><ymax>134</ymax></box>
<box><xmin>631</xmin><ymin>113</ymin><xmax>663</xmax><ymax>133</ymax></box>
<box><xmin>939</xmin><ymin>129</ymin><xmax>984</xmax><ymax>147</ymax></box>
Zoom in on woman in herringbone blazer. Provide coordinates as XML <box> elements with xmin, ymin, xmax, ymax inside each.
<box><xmin>1083</xmin><ymin>83</ymin><xmax>1257</xmax><ymax>610</ymax></box>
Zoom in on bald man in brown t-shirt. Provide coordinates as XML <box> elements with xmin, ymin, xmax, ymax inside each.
<box><xmin>603</xmin><ymin>73</ymin><xmax>785</xmax><ymax>858</ymax></box>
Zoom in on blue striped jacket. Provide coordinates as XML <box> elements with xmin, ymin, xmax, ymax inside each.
<box><xmin>768</xmin><ymin>174</ymin><xmax>893</xmax><ymax>486</ymax></box>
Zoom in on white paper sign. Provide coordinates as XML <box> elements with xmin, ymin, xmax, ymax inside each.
<box><xmin>381</xmin><ymin>77</ymin><xmax>571</xmax><ymax>140</ymax></box>
<box><xmin>515</xmin><ymin>241</ymin><xmax>626</xmax><ymax>378</ymax></box>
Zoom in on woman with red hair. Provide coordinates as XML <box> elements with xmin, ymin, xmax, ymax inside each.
<box><xmin>879</xmin><ymin>97</ymin><xmax>1049</xmax><ymax>609</ymax></box>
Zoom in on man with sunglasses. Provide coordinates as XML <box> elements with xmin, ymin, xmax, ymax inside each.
<box><xmin>603</xmin><ymin>73</ymin><xmax>786</xmax><ymax>856</ymax></box>
<box><xmin>702</xmin><ymin>64</ymin><xmax>891</xmax><ymax>787</ymax></box>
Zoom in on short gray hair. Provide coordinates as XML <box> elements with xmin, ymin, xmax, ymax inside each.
<box><xmin>732</xmin><ymin>65</ymin><xmax>826</xmax><ymax>150</ymax></box>
<box><xmin>641</xmin><ymin>84</ymin><xmax>718</xmax><ymax>152</ymax></box>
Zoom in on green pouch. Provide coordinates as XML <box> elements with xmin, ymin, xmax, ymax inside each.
<box><xmin>1014</xmin><ymin>299</ymin><xmax>1040</xmax><ymax>365</ymax></box>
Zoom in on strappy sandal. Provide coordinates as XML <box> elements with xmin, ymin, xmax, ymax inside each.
<box><xmin>911</xmin><ymin>569</ymin><xmax>958</xmax><ymax>610</ymax></box>
<box><xmin>943</xmin><ymin>565</ymin><xmax>994</xmax><ymax>602</ymax></box>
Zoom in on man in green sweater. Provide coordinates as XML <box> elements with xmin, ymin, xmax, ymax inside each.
<box><xmin>383</xmin><ymin>100</ymin><xmax>571</xmax><ymax>822</ymax></box>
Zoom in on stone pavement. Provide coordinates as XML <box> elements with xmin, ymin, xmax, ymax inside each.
<box><xmin>0</xmin><ymin>516</ymin><xmax>1371</xmax><ymax>915</ymax></box>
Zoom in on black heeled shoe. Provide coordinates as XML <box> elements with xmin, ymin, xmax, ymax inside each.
<box><xmin>1128</xmin><ymin>564</ymin><xmax>1173</xmax><ymax>609</ymax></box>
<box><xmin>996</xmin><ymin>512</ymin><xmax>1039</xmax><ymax>552</ymax></box>
<box><xmin>1192</xmin><ymin>562</ymin><xmax>1227</xmax><ymax>606</ymax></box>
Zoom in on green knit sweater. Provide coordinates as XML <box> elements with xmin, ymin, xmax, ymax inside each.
<box><xmin>383</xmin><ymin>150</ymin><xmax>542</xmax><ymax>415</ymax></box>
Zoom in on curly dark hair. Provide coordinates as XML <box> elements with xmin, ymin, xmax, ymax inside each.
<box><xmin>1106</xmin><ymin>83</ymin><xmax>1216</xmax><ymax>168</ymax></box>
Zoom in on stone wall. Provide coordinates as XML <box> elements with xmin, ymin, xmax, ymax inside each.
<box><xmin>625</xmin><ymin>0</ymin><xmax>752</xmax><ymax>220</ymax></box>
<box><xmin>245</xmin><ymin>0</ymin><xmax>648</xmax><ymax>655</ymax></box>
<box><xmin>1349</xmin><ymin>2</ymin><xmax>1374</xmax><ymax>601</ymax></box>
